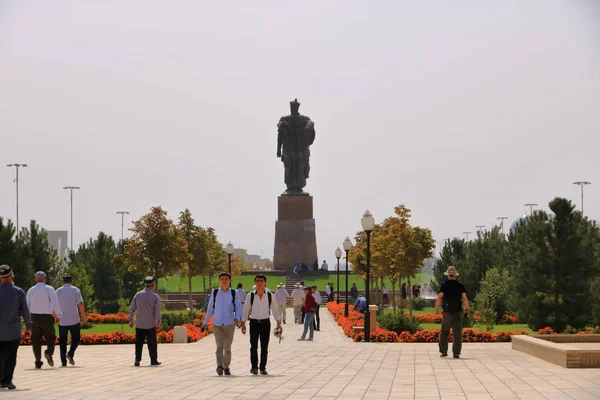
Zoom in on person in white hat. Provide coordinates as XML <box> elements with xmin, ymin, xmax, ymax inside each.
<box><xmin>274</xmin><ymin>284</ymin><xmax>289</xmax><ymax>324</ymax></box>
<box><xmin>290</xmin><ymin>283</ymin><xmax>305</xmax><ymax>324</ymax></box>
<box><xmin>435</xmin><ymin>266</ymin><xmax>469</xmax><ymax>359</ymax></box>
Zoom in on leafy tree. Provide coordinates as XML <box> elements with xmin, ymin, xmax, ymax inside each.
<box><xmin>433</xmin><ymin>238</ymin><xmax>466</xmax><ymax>292</ymax></box>
<box><xmin>591</xmin><ymin>277</ymin><xmax>600</xmax><ymax>325</ymax></box>
<box><xmin>474</xmin><ymin>267</ymin><xmax>512</xmax><ymax>330</ymax></box>
<box><xmin>19</xmin><ymin>221</ymin><xmax>59</xmax><ymax>288</ymax></box>
<box><xmin>177</xmin><ymin>209</ymin><xmax>210</xmax><ymax>309</ymax></box>
<box><xmin>125</xmin><ymin>206</ymin><xmax>187</xmax><ymax>282</ymax></box>
<box><xmin>507</xmin><ymin>198</ymin><xmax>600</xmax><ymax>331</ymax></box>
<box><xmin>68</xmin><ymin>257</ymin><xmax>96</xmax><ymax>313</ymax></box>
<box><xmin>71</xmin><ymin>232</ymin><xmax>120</xmax><ymax>313</ymax></box>
<box><xmin>0</xmin><ymin>218</ymin><xmax>31</xmax><ymax>288</ymax></box>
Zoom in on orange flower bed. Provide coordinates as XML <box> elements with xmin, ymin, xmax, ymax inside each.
<box><xmin>327</xmin><ymin>303</ymin><xmax>529</xmax><ymax>343</ymax></box>
<box><xmin>20</xmin><ymin>320</ymin><xmax>212</xmax><ymax>345</ymax></box>
<box><xmin>86</xmin><ymin>311</ymin><xmax>207</xmax><ymax>324</ymax></box>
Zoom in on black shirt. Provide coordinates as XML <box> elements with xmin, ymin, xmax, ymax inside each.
<box><xmin>439</xmin><ymin>280</ymin><xmax>466</xmax><ymax>312</ymax></box>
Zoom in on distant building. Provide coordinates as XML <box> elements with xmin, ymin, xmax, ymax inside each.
<box><xmin>47</xmin><ymin>230</ymin><xmax>69</xmax><ymax>257</ymax></box>
<box><xmin>232</xmin><ymin>247</ymin><xmax>272</xmax><ymax>268</ymax></box>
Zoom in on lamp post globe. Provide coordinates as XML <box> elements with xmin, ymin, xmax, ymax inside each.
<box><xmin>335</xmin><ymin>247</ymin><xmax>342</xmax><ymax>303</ymax></box>
<box><xmin>225</xmin><ymin>241</ymin><xmax>235</xmax><ymax>275</ymax></box>
<box><xmin>361</xmin><ymin>210</ymin><xmax>375</xmax><ymax>342</ymax></box>
<box><xmin>343</xmin><ymin>236</ymin><xmax>352</xmax><ymax>317</ymax></box>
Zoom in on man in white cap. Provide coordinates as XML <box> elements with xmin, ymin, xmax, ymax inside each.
<box><xmin>290</xmin><ymin>283</ymin><xmax>304</xmax><ymax>324</ymax></box>
<box><xmin>435</xmin><ymin>266</ymin><xmax>469</xmax><ymax>359</ymax></box>
<box><xmin>26</xmin><ymin>271</ymin><xmax>61</xmax><ymax>369</ymax></box>
<box><xmin>129</xmin><ymin>276</ymin><xmax>162</xmax><ymax>366</ymax></box>
<box><xmin>274</xmin><ymin>283</ymin><xmax>289</xmax><ymax>324</ymax></box>
<box><xmin>0</xmin><ymin>265</ymin><xmax>31</xmax><ymax>390</ymax></box>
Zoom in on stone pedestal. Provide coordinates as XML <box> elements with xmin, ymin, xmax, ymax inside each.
<box><xmin>173</xmin><ymin>326</ymin><xmax>187</xmax><ymax>343</ymax></box>
<box><xmin>369</xmin><ymin>305</ymin><xmax>379</xmax><ymax>331</ymax></box>
<box><xmin>273</xmin><ymin>196</ymin><xmax>318</xmax><ymax>272</ymax></box>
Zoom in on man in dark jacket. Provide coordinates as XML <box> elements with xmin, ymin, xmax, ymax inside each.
<box><xmin>435</xmin><ymin>266</ymin><xmax>469</xmax><ymax>359</ymax></box>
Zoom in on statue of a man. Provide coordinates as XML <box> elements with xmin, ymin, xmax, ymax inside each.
<box><xmin>277</xmin><ymin>99</ymin><xmax>316</xmax><ymax>196</ymax></box>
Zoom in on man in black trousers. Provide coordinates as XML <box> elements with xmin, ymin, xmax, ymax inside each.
<box><xmin>0</xmin><ymin>265</ymin><xmax>31</xmax><ymax>390</ymax></box>
<box><xmin>128</xmin><ymin>276</ymin><xmax>162</xmax><ymax>366</ymax></box>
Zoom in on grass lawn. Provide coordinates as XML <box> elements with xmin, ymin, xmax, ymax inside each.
<box><xmin>419</xmin><ymin>323</ymin><xmax>532</xmax><ymax>333</ymax></box>
<box><xmin>55</xmin><ymin>323</ymin><xmax>136</xmax><ymax>335</ymax></box>
<box><xmin>159</xmin><ymin>273</ymin><xmax>430</xmax><ymax>293</ymax></box>
<box><xmin>383</xmin><ymin>307</ymin><xmax>437</xmax><ymax>316</ymax></box>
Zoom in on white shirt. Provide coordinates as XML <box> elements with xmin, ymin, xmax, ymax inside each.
<box><xmin>27</xmin><ymin>283</ymin><xmax>62</xmax><ymax>317</ymax></box>
<box><xmin>325</xmin><ymin>285</ymin><xmax>332</xmax><ymax>295</ymax></box>
<box><xmin>322</xmin><ymin>262</ymin><xmax>328</xmax><ymax>270</ymax></box>
<box><xmin>56</xmin><ymin>284</ymin><xmax>83</xmax><ymax>326</ymax></box>
<box><xmin>274</xmin><ymin>288</ymin><xmax>289</xmax><ymax>305</ymax></box>
<box><xmin>313</xmin><ymin>291</ymin><xmax>322</xmax><ymax>304</ymax></box>
<box><xmin>242</xmin><ymin>291</ymin><xmax>282</xmax><ymax>322</ymax></box>
<box><xmin>237</xmin><ymin>288</ymin><xmax>247</xmax><ymax>303</ymax></box>
<box><xmin>382</xmin><ymin>287</ymin><xmax>389</xmax><ymax>295</ymax></box>
<box><xmin>291</xmin><ymin>288</ymin><xmax>305</xmax><ymax>306</ymax></box>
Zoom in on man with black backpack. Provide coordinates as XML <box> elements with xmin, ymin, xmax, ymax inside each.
<box><xmin>201</xmin><ymin>272</ymin><xmax>242</xmax><ymax>376</ymax></box>
<box><xmin>435</xmin><ymin>266</ymin><xmax>469</xmax><ymax>359</ymax></box>
<box><xmin>240</xmin><ymin>275</ymin><xmax>282</xmax><ymax>375</ymax></box>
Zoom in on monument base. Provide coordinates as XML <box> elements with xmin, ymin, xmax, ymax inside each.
<box><xmin>273</xmin><ymin>196</ymin><xmax>318</xmax><ymax>272</ymax></box>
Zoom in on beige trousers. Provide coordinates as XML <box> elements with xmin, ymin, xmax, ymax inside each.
<box><xmin>213</xmin><ymin>324</ymin><xmax>236</xmax><ymax>368</ymax></box>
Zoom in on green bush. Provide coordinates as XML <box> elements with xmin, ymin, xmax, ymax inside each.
<box><xmin>412</xmin><ymin>297</ymin><xmax>429</xmax><ymax>310</ymax></box>
<box><xmin>160</xmin><ymin>311</ymin><xmax>204</xmax><ymax>331</ymax></box>
<box><xmin>80</xmin><ymin>321</ymin><xmax>94</xmax><ymax>330</ymax></box>
<box><xmin>378</xmin><ymin>313</ymin><xmax>422</xmax><ymax>334</ymax></box>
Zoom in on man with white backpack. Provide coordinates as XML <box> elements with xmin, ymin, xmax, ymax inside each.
<box><xmin>201</xmin><ymin>272</ymin><xmax>242</xmax><ymax>376</ymax></box>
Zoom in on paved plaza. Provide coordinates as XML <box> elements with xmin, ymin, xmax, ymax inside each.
<box><xmin>5</xmin><ymin>309</ymin><xmax>600</xmax><ymax>400</ymax></box>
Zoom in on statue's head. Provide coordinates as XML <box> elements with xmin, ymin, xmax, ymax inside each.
<box><xmin>290</xmin><ymin>98</ymin><xmax>300</xmax><ymax>115</ymax></box>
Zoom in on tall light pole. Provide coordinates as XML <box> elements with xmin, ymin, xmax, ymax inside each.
<box><xmin>116</xmin><ymin>211</ymin><xmax>130</xmax><ymax>243</ymax></box>
<box><xmin>524</xmin><ymin>203</ymin><xmax>538</xmax><ymax>215</ymax></box>
<box><xmin>361</xmin><ymin>210</ymin><xmax>375</xmax><ymax>342</ymax></box>
<box><xmin>497</xmin><ymin>217</ymin><xmax>508</xmax><ymax>234</ymax></box>
<box><xmin>463</xmin><ymin>231</ymin><xmax>471</xmax><ymax>241</ymax></box>
<box><xmin>475</xmin><ymin>225</ymin><xmax>486</xmax><ymax>234</ymax></box>
<box><xmin>335</xmin><ymin>247</ymin><xmax>342</xmax><ymax>304</ymax></box>
<box><xmin>6</xmin><ymin>163</ymin><xmax>28</xmax><ymax>236</ymax></box>
<box><xmin>343</xmin><ymin>237</ymin><xmax>352</xmax><ymax>317</ymax></box>
<box><xmin>63</xmin><ymin>186</ymin><xmax>81</xmax><ymax>252</ymax></box>
<box><xmin>225</xmin><ymin>241</ymin><xmax>235</xmax><ymax>276</ymax></box>
<box><xmin>573</xmin><ymin>181</ymin><xmax>591</xmax><ymax>214</ymax></box>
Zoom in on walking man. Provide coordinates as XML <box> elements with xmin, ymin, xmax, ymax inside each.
<box><xmin>435</xmin><ymin>266</ymin><xmax>469</xmax><ymax>359</ymax></box>
<box><xmin>274</xmin><ymin>284</ymin><xmax>289</xmax><ymax>324</ymax></box>
<box><xmin>351</xmin><ymin>283</ymin><xmax>359</xmax><ymax>301</ymax></box>
<box><xmin>241</xmin><ymin>275</ymin><xmax>282</xmax><ymax>375</ymax></box>
<box><xmin>202</xmin><ymin>272</ymin><xmax>241</xmax><ymax>376</ymax></box>
<box><xmin>56</xmin><ymin>275</ymin><xmax>85</xmax><ymax>367</ymax></box>
<box><xmin>0</xmin><ymin>265</ymin><xmax>31</xmax><ymax>390</ymax></box>
<box><xmin>26</xmin><ymin>271</ymin><xmax>61</xmax><ymax>369</ymax></box>
<box><xmin>382</xmin><ymin>283</ymin><xmax>389</xmax><ymax>305</ymax></box>
<box><xmin>325</xmin><ymin>282</ymin><xmax>332</xmax><ymax>303</ymax></box>
<box><xmin>311</xmin><ymin>286</ymin><xmax>321</xmax><ymax>331</ymax></box>
<box><xmin>298</xmin><ymin>286</ymin><xmax>317</xmax><ymax>341</ymax></box>
<box><xmin>128</xmin><ymin>276</ymin><xmax>162</xmax><ymax>367</ymax></box>
<box><xmin>291</xmin><ymin>283</ymin><xmax>304</xmax><ymax>324</ymax></box>
<box><xmin>236</xmin><ymin>283</ymin><xmax>246</xmax><ymax>311</ymax></box>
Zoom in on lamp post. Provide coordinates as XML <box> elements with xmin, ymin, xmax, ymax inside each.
<box><xmin>225</xmin><ymin>241</ymin><xmax>234</xmax><ymax>275</ymax></box>
<box><xmin>6</xmin><ymin>163</ymin><xmax>27</xmax><ymax>236</ymax></box>
<box><xmin>343</xmin><ymin>237</ymin><xmax>352</xmax><ymax>317</ymax></box>
<box><xmin>63</xmin><ymin>186</ymin><xmax>81</xmax><ymax>252</ymax></box>
<box><xmin>463</xmin><ymin>231</ymin><xmax>471</xmax><ymax>241</ymax></box>
<box><xmin>335</xmin><ymin>247</ymin><xmax>342</xmax><ymax>304</ymax></box>
<box><xmin>573</xmin><ymin>181</ymin><xmax>591</xmax><ymax>214</ymax></box>
<box><xmin>524</xmin><ymin>203</ymin><xmax>538</xmax><ymax>215</ymax></box>
<box><xmin>116</xmin><ymin>211</ymin><xmax>130</xmax><ymax>243</ymax></box>
<box><xmin>475</xmin><ymin>225</ymin><xmax>486</xmax><ymax>234</ymax></box>
<box><xmin>361</xmin><ymin>210</ymin><xmax>375</xmax><ymax>342</ymax></box>
<box><xmin>496</xmin><ymin>217</ymin><xmax>508</xmax><ymax>234</ymax></box>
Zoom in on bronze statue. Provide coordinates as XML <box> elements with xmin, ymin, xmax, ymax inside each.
<box><xmin>277</xmin><ymin>99</ymin><xmax>316</xmax><ymax>196</ymax></box>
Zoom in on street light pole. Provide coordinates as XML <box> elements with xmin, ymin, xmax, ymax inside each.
<box><xmin>225</xmin><ymin>241</ymin><xmax>235</xmax><ymax>276</ymax></box>
<box><xmin>6</xmin><ymin>163</ymin><xmax>28</xmax><ymax>236</ymax></box>
<box><xmin>524</xmin><ymin>203</ymin><xmax>538</xmax><ymax>216</ymax></box>
<box><xmin>335</xmin><ymin>247</ymin><xmax>342</xmax><ymax>304</ymax></box>
<box><xmin>475</xmin><ymin>225</ymin><xmax>486</xmax><ymax>234</ymax></box>
<box><xmin>63</xmin><ymin>186</ymin><xmax>81</xmax><ymax>252</ymax></box>
<box><xmin>497</xmin><ymin>217</ymin><xmax>508</xmax><ymax>235</ymax></box>
<box><xmin>361</xmin><ymin>210</ymin><xmax>375</xmax><ymax>343</ymax></box>
<box><xmin>573</xmin><ymin>181</ymin><xmax>591</xmax><ymax>214</ymax></box>
<box><xmin>463</xmin><ymin>231</ymin><xmax>471</xmax><ymax>241</ymax></box>
<box><xmin>116</xmin><ymin>211</ymin><xmax>130</xmax><ymax>243</ymax></box>
<box><xmin>343</xmin><ymin>237</ymin><xmax>352</xmax><ymax>317</ymax></box>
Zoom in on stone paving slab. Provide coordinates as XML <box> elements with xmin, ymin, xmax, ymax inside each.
<box><xmin>4</xmin><ymin>308</ymin><xmax>600</xmax><ymax>399</ymax></box>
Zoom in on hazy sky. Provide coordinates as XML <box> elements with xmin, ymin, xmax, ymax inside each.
<box><xmin>1</xmin><ymin>1</ymin><xmax>599</xmax><ymax>260</ymax></box>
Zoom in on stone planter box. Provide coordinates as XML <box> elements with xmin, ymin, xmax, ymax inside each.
<box><xmin>512</xmin><ymin>334</ymin><xmax>600</xmax><ymax>368</ymax></box>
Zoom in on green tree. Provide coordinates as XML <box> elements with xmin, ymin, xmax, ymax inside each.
<box><xmin>507</xmin><ymin>198</ymin><xmax>600</xmax><ymax>331</ymax></box>
<box><xmin>433</xmin><ymin>238</ymin><xmax>466</xmax><ymax>292</ymax></box>
<box><xmin>71</xmin><ymin>232</ymin><xmax>120</xmax><ymax>314</ymax></box>
<box><xmin>474</xmin><ymin>267</ymin><xmax>512</xmax><ymax>330</ymax></box>
<box><xmin>0</xmin><ymin>218</ymin><xmax>31</xmax><ymax>288</ymax></box>
<box><xmin>19</xmin><ymin>221</ymin><xmax>59</xmax><ymax>288</ymax></box>
<box><xmin>125</xmin><ymin>206</ymin><xmax>187</xmax><ymax>282</ymax></box>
